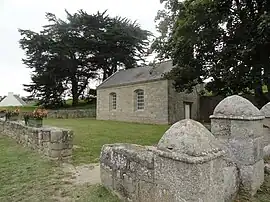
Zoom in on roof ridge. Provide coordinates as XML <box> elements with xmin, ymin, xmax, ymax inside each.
<box><xmin>97</xmin><ymin>60</ymin><xmax>173</xmax><ymax>89</ymax></box>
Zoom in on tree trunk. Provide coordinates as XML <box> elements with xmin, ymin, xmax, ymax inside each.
<box><xmin>254</xmin><ymin>82</ymin><xmax>267</xmax><ymax>109</ymax></box>
<box><xmin>71</xmin><ymin>77</ymin><xmax>79</xmax><ymax>106</ymax></box>
<box><xmin>72</xmin><ymin>93</ymin><xmax>79</xmax><ymax>106</ymax></box>
<box><xmin>102</xmin><ymin>70</ymin><xmax>108</xmax><ymax>82</ymax></box>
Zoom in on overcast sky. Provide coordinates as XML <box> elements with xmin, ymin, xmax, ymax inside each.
<box><xmin>0</xmin><ymin>0</ymin><xmax>163</xmax><ymax>97</ymax></box>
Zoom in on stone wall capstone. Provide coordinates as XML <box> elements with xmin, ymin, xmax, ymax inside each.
<box><xmin>100</xmin><ymin>119</ymin><xmax>225</xmax><ymax>202</ymax></box>
<box><xmin>260</xmin><ymin>102</ymin><xmax>270</xmax><ymax>157</ymax></box>
<box><xmin>210</xmin><ymin>95</ymin><xmax>265</xmax><ymax>199</ymax></box>
<box><xmin>0</xmin><ymin>118</ymin><xmax>73</xmax><ymax>161</ymax></box>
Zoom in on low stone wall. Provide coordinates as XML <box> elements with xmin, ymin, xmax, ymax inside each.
<box><xmin>47</xmin><ymin>109</ymin><xmax>96</xmax><ymax>119</ymax></box>
<box><xmin>0</xmin><ymin>119</ymin><xmax>73</xmax><ymax>161</ymax></box>
<box><xmin>100</xmin><ymin>95</ymin><xmax>268</xmax><ymax>202</ymax></box>
<box><xmin>100</xmin><ymin>144</ymin><xmax>155</xmax><ymax>201</ymax></box>
<box><xmin>101</xmin><ymin>120</ymin><xmax>225</xmax><ymax>202</ymax></box>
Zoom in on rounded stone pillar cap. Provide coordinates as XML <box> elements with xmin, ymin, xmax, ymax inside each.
<box><xmin>261</xmin><ymin>102</ymin><xmax>270</xmax><ymax>118</ymax></box>
<box><xmin>210</xmin><ymin>95</ymin><xmax>264</xmax><ymax>120</ymax></box>
<box><xmin>157</xmin><ymin>119</ymin><xmax>222</xmax><ymax>157</ymax></box>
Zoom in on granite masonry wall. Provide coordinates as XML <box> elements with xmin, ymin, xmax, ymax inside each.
<box><xmin>210</xmin><ymin>95</ymin><xmax>265</xmax><ymax>200</ymax></box>
<box><xmin>97</xmin><ymin>80</ymin><xmax>170</xmax><ymax>124</ymax></box>
<box><xmin>100</xmin><ymin>95</ymin><xmax>270</xmax><ymax>202</ymax></box>
<box><xmin>97</xmin><ymin>79</ymin><xmax>200</xmax><ymax>125</ymax></box>
<box><xmin>100</xmin><ymin>119</ymin><xmax>225</xmax><ymax>202</ymax></box>
<box><xmin>260</xmin><ymin>102</ymin><xmax>270</xmax><ymax>157</ymax></box>
<box><xmin>0</xmin><ymin>118</ymin><xmax>73</xmax><ymax>161</ymax></box>
<box><xmin>47</xmin><ymin>109</ymin><xmax>96</xmax><ymax>119</ymax></box>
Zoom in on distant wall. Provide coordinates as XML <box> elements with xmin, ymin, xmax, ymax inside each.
<box><xmin>168</xmin><ymin>81</ymin><xmax>200</xmax><ymax>124</ymax></box>
<box><xmin>47</xmin><ymin>109</ymin><xmax>96</xmax><ymax>119</ymax></box>
<box><xmin>200</xmin><ymin>94</ymin><xmax>259</xmax><ymax>122</ymax></box>
<box><xmin>0</xmin><ymin>119</ymin><xmax>73</xmax><ymax>161</ymax></box>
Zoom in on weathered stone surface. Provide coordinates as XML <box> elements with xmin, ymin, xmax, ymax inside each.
<box><xmin>265</xmin><ymin>164</ymin><xmax>270</xmax><ymax>174</ymax></box>
<box><xmin>239</xmin><ymin>159</ymin><xmax>264</xmax><ymax>196</ymax></box>
<box><xmin>49</xmin><ymin>149</ymin><xmax>61</xmax><ymax>158</ymax></box>
<box><xmin>60</xmin><ymin>149</ymin><xmax>72</xmax><ymax>157</ymax></box>
<box><xmin>45</xmin><ymin>109</ymin><xmax>96</xmax><ymax>119</ymax></box>
<box><xmin>100</xmin><ymin>143</ymin><xmax>156</xmax><ymax>201</ymax></box>
<box><xmin>263</xmin><ymin>144</ymin><xmax>270</xmax><ymax>158</ymax></box>
<box><xmin>157</xmin><ymin>119</ymin><xmax>223</xmax><ymax>157</ymax></box>
<box><xmin>211</xmin><ymin>119</ymin><xmax>231</xmax><ymax>137</ymax></box>
<box><xmin>50</xmin><ymin>130</ymin><xmax>63</xmax><ymax>142</ymax></box>
<box><xmin>262</xmin><ymin>118</ymin><xmax>270</xmax><ymax>128</ymax></box>
<box><xmin>223</xmin><ymin>166</ymin><xmax>239</xmax><ymax>202</ymax></box>
<box><xmin>262</xmin><ymin>128</ymin><xmax>270</xmax><ymax>148</ymax></box>
<box><xmin>227</xmin><ymin>137</ymin><xmax>264</xmax><ymax>166</ymax></box>
<box><xmin>138</xmin><ymin>181</ymin><xmax>156</xmax><ymax>202</ymax></box>
<box><xmin>100</xmin><ymin>166</ymin><xmax>113</xmax><ymax>188</ymax></box>
<box><xmin>50</xmin><ymin>142</ymin><xmax>64</xmax><ymax>150</ymax></box>
<box><xmin>211</xmin><ymin>95</ymin><xmax>263</xmax><ymax>119</ymax></box>
<box><xmin>230</xmin><ymin>120</ymin><xmax>263</xmax><ymax>138</ymax></box>
<box><xmin>260</xmin><ymin>102</ymin><xmax>270</xmax><ymax>118</ymax></box>
<box><xmin>210</xmin><ymin>95</ymin><xmax>265</xmax><ymax>200</ymax></box>
<box><xmin>154</xmin><ymin>154</ymin><xmax>225</xmax><ymax>202</ymax></box>
<box><xmin>100</xmin><ymin>119</ymin><xmax>225</xmax><ymax>202</ymax></box>
<box><xmin>0</xmin><ymin>119</ymin><xmax>73</xmax><ymax>161</ymax></box>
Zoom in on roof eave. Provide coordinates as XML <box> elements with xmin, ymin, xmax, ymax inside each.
<box><xmin>97</xmin><ymin>78</ymin><xmax>167</xmax><ymax>90</ymax></box>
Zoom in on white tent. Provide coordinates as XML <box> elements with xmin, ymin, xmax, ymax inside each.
<box><xmin>0</xmin><ymin>92</ymin><xmax>26</xmax><ymax>107</ymax></box>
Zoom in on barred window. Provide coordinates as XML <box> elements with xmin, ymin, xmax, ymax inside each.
<box><xmin>110</xmin><ymin>92</ymin><xmax>117</xmax><ymax>110</ymax></box>
<box><xmin>135</xmin><ymin>89</ymin><xmax>144</xmax><ymax>110</ymax></box>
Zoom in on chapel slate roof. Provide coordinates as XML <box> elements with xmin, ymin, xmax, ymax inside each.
<box><xmin>97</xmin><ymin>60</ymin><xmax>174</xmax><ymax>89</ymax></box>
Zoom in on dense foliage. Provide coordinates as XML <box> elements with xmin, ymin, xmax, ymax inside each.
<box><xmin>153</xmin><ymin>0</ymin><xmax>270</xmax><ymax>107</ymax></box>
<box><xmin>19</xmin><ymin>10</ymin><xmax>151</xmax><ymax>107</ymax></box>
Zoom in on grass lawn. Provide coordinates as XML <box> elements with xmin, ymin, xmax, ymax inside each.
<box><xmin>44</xmin><ymin>118</ymin><xmax>270</xmax><ymax>201</ymax></box>
<box><xmin>0</xmin><ymin>136</ymin><xmax>119</xmax><ymax>202</ymax></box>
<box><xmin>3</xmin><ymin>117</ymin><xmax>270</xmax><ymax>201</ymax></box>
<box><xmin>0</xmin><ymin>105</ymin><xmax>37</xmax><ymax>112</ymax></box>
<box><xmin>44</xmin><ymin>118</ymin><xmax>169</xmax><ymax>164</ymax></box>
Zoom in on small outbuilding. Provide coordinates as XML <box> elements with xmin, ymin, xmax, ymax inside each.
<box><xmin>0</xmin><ymin>92</ymin><xmax>26</xmax><ymax>107</ymax></box>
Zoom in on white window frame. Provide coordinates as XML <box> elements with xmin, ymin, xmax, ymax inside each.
<box><xmin>110</xmin><ymin>93</ymin><xmax>117</xmax><ymax>110</ymax></box>
<box><xmin>135</xmin><ymin>89</ymin><xmax>144</xmax><ymax>110</ymax></box>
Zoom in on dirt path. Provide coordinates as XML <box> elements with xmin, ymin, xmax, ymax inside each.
<box><xmin>61</xmin><ymin>163</ymin><xmax>101</xmax><ymax>185</ymax></box>
<box><xmin>50</xmin><ymin>163</ymin><xmax>101</xmax><ymax>202</ymax></box>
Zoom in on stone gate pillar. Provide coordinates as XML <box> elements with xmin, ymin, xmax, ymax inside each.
<box><xmin>210</xmin><ymin>95</ymin><xmax>265</xmax><ymax>197</ymax></box>
<box><xmin>154</xmin><ymin>119</ymin><xmax>225</xmax><ymax>202</ymax></box>
<box><xmin>260</xmin><ymin>102</ymin><xmax>270</xmax><ymax>157</ymax></box>
<box><xmin>260</xmin><ymin>102</ymin><xmax>270</xmax><ymax>128</ymax></box>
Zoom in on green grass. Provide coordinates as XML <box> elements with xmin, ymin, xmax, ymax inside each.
<box><xmin>234</xmin><ymin>174</ymin><xmax>270</xmax><ymax>202</ymax></box>
<box><xmin>44</xmin><ymin>118</ymin><xmax>169</xmax><ymax>164</ymax></box>
<box><xmin>0</xmin><ymin>105</ymin><xmax>37</xmax><ymax>112</ymax></box>
<box><xmin>0</xmin><ymin>136</ymin><xmax>119</xmax><ymax>202</ymax></box>
<box><xmin>2</xmin><ymin>117</ymin><xmax>270</xmax><ymax>201</ymax></box>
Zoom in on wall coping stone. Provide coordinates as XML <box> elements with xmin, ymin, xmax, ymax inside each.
<box><xmin>157</xmin><ymin>119</ymin><xmax>224</xmax><ymax>157</ymax></box>
<box><xmin>260</xmin><ymin>102</ymin><xmax>270</xmax><ymax>118</ymax></box>
<box><xmin>101</xmin><ymin>143</ymin><xmax>154</xmax><ymax>167</ymax></box>
<box><xmin>210</xmin><ymin>114</ymin><xmax>265</xmax><ymax>121</ymax></box>
<box><xmin>149</xmin><ymin>147</ymin><xmax>225</xmax><ymax>164</ymax></box>
<box><xmin>213</xmin><ymin>95</ymin><xmax>263</xmax><ymax>118</ymax></box>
